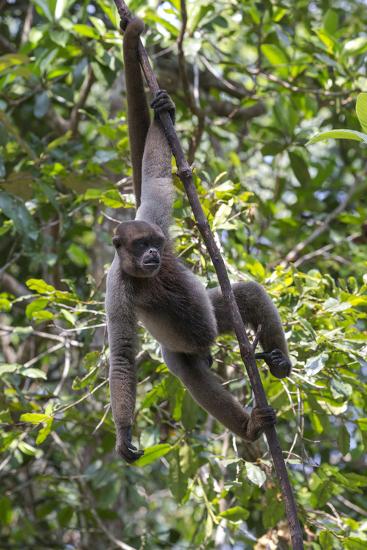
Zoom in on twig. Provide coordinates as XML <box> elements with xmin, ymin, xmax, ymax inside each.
<box><xmin>23</xmin><ymin>342</ymin><xmax>64</xmax><ymax>368</ymax></box>
<box><xmin>336</xmin><ymin>494</ymin><xmax>367</xmax><ymax>517</ymax></box>
<box><xmin>112</xmin><ymin>2</ymin><xmax>304</xmax><ymax>548</ymax></box>
<box><xmin>293</xmin><ymin>232</ymin><xmax>360</xmax><ymax>268</ymax></box>
<box><xmin>21</xmin><ymin>3</ymin><xmax>34</xmax><ymax>45</ymax></box>
<box><xmin>252</xmin><ymin>323</ymin><xmax>262</xmax><ymax>351</ymax></box>
<box><xmin>70</xmin><ymin>65</ymin><xmax>95</xmax><ymax>136</ymax></box>
<box><xmin>283</xmin><ymin>176</ymin><xmax>366</xmax><ymax>265</ymax></box>
<box><xmin>177</xmin><ymin>0</ymin><xmax>205</xmax><ymax>163</ymax></box>
<box><xmin>54</xmin><ymin>339</ymin><xmax>71</xmax><ymax>396</ymax></box>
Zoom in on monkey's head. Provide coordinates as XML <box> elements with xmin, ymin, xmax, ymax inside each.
<box><xmin>113</xmin><ymin>221</ymin><xmax>166</xmax><ymax>278</ymax></box>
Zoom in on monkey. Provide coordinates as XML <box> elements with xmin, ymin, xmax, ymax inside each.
<box><xmin>105</xmin><ymin>18</ymin><xmax>292</xmax><ymax>463</ymax></box>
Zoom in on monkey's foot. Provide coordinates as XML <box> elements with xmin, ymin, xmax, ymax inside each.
<box><xmin>151</xmin><ymin>90</ymin><xmax>175</xmax><ymax>123</ymax></box>
<box><xmin>116</xmin><ymin>426</ymin><xmax>144</xmax><ymax>464</ymax></box>
<box><xmin>245</xmin><ymin>406</ymin><xmax>276</xmax><ymax>441</ymax></box>
<box><xmin>255</xmin><ymin>348</ymin><xmax>292</xmax><ymax>379</ymax></box>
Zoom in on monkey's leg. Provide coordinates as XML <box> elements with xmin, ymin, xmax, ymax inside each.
<box><xmin>136</xmin><ymin>91</ymin><xmax>176</xmax><ymax>237</ymax></box>
<box><xmin>208</xmin><ymin>282</ymin><xmax>291</xmax><ymax>378</ymax></box>
<box><xmin>162</xmin><ymin>348</ymin><xmax>275</xmax><ymax>441</ymax></box>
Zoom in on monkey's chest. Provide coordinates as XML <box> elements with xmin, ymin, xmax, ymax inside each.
<box><xmin>134</xmin><ymin>267</ymin><xmax>217</xmax><ymax>353</ymax></box>
<box><xmin>137</xmin><ymin>305</ymin><xmax>215</xmax><ymax>354</ymax></box>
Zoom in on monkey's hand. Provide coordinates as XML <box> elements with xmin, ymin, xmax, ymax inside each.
<box><xmin>116</xmin><ymin>426</ymin><xmax>144</xmax><ymax>464</ymax></box>
<box><xmin>151</xmin><ymin>90</ymin><xmax>176</xmax><ymax>123</ymax></box>
<box><xmin>244</xmin><ymin>406</ymin><xmax>276</xmax><ymax>441</ymax></box>
<box><xmin>121</xmin><ymin>16</ymin><xmax>144</xmax><ymax>34</ymax></box>
<box><xmin>255</xmin><ymin>348</ymin><xmax>292</xmax><ymax>379</ymax></box>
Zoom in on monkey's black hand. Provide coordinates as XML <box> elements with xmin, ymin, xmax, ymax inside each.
<box><xmin>151</xmin><ymin>90</ymin><xmax>175</xmax><ymax>123</ymax></box>
<box><xmin>255</xmin><ymin>348</ymin><xmax>292</xmax><ymax>379</ymax></box>
<box><xmin>116</xmin><ymin>426</ymin><xmax>144</xmax><ymax>464</ymax></box>
<box><xmin>245</xmin><ymin>406</ymin><xmax>276</xmax><ymax>441</ymax></box>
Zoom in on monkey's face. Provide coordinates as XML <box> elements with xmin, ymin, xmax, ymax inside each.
<box><xmin>113</xmin><ymin>221</ymin><xmax>166</xmax><ymax>278</ymax></box>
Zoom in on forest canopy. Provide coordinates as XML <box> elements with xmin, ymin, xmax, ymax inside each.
<box><xmin>0</xmin><ymin>1</ymin><xmax>366</xmax><ymax>548</ymax></box>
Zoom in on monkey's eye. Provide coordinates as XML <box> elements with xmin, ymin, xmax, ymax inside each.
<box><xmin>112</xmin><ymin>236</ymin><xmax>121</xmax><ymax>249</ymax></box>
<box><xmin>133</xmin><ymin>240</ymin><xmax>148</xmax><ymax>252</ymax></box>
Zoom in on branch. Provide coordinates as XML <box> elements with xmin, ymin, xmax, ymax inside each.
<box><xmin>112</xmin><ymin>2</ymin><xmax>303</xmax><ymax>548</ymax></box>
<box><xmin>177</xmin><ymin>0</ymin><xmax>205</xmax><ymax>163</ymax></box>
<box><xmin>283</xmin><ymin>176</ymin><xmax>366</xmax><ymax>265</ymax></box>
<box><xmin>70</xmin><ymin>65</ymin><xmax>95</xmax><ymax>136</ymax></box>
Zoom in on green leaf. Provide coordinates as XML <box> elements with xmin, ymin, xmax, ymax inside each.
<box><xmin>262</xmin><ymin>491</ymin><xmax>285</xmax><ymax>528</ymax></box>
<box><xmin>245</xmin><ymin>462</ymin><xmax>266</xmax><ymax>487</ymax></box>
<box><xmin>67</xmin><ymin>244</ymin><xmax>90</xmax><ymax>267</ymax></box>
<box><xmin>319</xmin><ymin>530</ymin><xmax>336</xmax><ymax>550</ymax></box>
<box><xmin>289</xmin><ymin>151</ymin><xmax>311</xmax><ymax>185</ymax></box>
<box><xmin>134</xmin><ymin>444</ymin><xmax>172</xmax><ymax>467</ymax></box>
<box><xmin>20</xmin><ymin>368</ymin><xmax>47</xmax><ymax>379</ymax></box>
<box><xmin>73</xmin><ymin>24</ymin><xmax>99</xmax><ymax>39</ymax></box>
<box><xmin>0</xmin><ymin>53</ymin><xmax>29</xmax><ymax>73</ymax></box>
<box><xmin>337</xmin><ymin>424</ymin><xmax>350</xmax><ymax>455</ymax></box>
<box><xmin>36</xmin><ymin>418</ymin><xmax>53</xmax><ymax>444</ymax></box>
<box><xmin>20</xmin><ymin>413</ymin><xmax>52</xmax><ymax>424</ymax></box>
<box><xmin>0</xmin><ymin>496</ymin><xmax>13</xmax><ymax>525</ymax></box>
<box><xmin>356</xmin><ymin>418</ymin><xmax>367</xmax><ymax>432</ymax></box>
<box><xmin>33</xmin><ymin>0</ymin><xmax>53</xmax><ymax>21</ymax></box>
<box><xmin>344</xmin><ymin>37</ymin><xmax>367</xmax><ymax>55</ymax></box>
<box><xmin>323</xmin><ymin>9</ymin><xmax>338</xmax><ymax>35</ymax></box>
<box><xmin>356</xmin><ymin>93</ymin><xmax>367</xmax><ymax>133</ymax></box>
<box><xmin>305</xmin><ymin>353</ymin><xmax>328</xmax><ymax>376</ymax></box>
<box><xmin>72</xmin><ymin>367</ymin><xmax>98</xmax><ymax>390</ymax></box>
<box><xmin>331</xmin><ymin>378</ymin><xmax>352</xmax><ymax>400</ymax></box>
<box><xmin>0</xmin><ymin>191</ymin><xmax>38</xmax><ymax>241</ymax></box>
<box><xmin>0</xmin><ymin>363</ymin><xmax>19</xmax><ymax>375</ymax></box>
<box><xmin>343</xmin><ymin>538</ymin><xmax>367</xmax><ymax>550</ymax></box>
<box><xmin>261</xmin><ymin>44</ymin><xmax>288</xmax><ymax>77</ymax></box>
<box><xmin>34</xmin><ymin>91</ymin><xmax>50</xmax><ymax>118</ymax></box>
<box><xmin>212</xmin><ymin>203</ymin><xmax>232</xmax><ymax>230</ymax></box>
<box><xmin>26</xmin><ymin>298</ymin><xmax>49</xmax><ymax>319</ymax></box>
<box><xmin>219</xmin><ymin>506</ymin><xmax>249</xmax><ymax>521</ymax></box>
<box><xmin>32</xmin><ymin>310</ymin><xmax>54</xmax><ymax>322</ymax></box>
<box><xmin>169</xmin><ymin>450</ymin><xmax>188</xmax><ymax>502</ymax></box>
<box><xmin>307</xmin><ymin>129</ymin><xmax>367</xmax><ymax>145</ymax></box>
<box><xmin>26</xmin><ymin>279</ymin><xmax>56</xmax><ymax>294</ymax></box>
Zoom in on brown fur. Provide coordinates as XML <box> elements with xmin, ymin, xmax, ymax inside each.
<box><xmin>105</xmin><ymin>17</ymin><xmax>291</xmax><ymax>462</ymax></box>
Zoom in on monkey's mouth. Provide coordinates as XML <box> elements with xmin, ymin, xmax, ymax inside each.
<box><xmin>142</xmin><ymin>258</ymin><xmax>160</xmax><ymax>270</ymax></box>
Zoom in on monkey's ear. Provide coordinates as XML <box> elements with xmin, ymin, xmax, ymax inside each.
<box><xmin>112</xmin><ymin>236</ymin><xmax>122</xmax><ymax>249</ymax></box>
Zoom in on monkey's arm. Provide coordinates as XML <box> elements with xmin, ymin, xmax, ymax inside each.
<box><xmin>106</xmin><ymin>256</ymin><xmax>143</xmax><ymax>462</ymax></box>
<box><xmin>123</xmin><ymin>18</ymin><xmax>150</xmax><ymax>207</ymax></box>
<box><xmin>136</xmin><ymin>91</ymin><xmax>175</xmax><ymax>237</ymax></box>
<box><xmin>162</xmin><ymin>348</ymin><xmax>276</xmax><ymax>441</ymax></box>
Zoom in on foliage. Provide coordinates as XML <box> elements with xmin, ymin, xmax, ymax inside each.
<box><xmin>0</xmin><ymin>0</ymin><xmax>366</xmax><ymax>548</ymax></box>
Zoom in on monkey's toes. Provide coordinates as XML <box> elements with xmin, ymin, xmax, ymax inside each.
<box><xmin>255</xmin><ymin>348</ymin><xmax>292</xmax><ymax>379</ymax></box>
<box><xmin>151</xmin><ymin>90</ymin><xmax>175</xmax><ymax>120</ymax></box>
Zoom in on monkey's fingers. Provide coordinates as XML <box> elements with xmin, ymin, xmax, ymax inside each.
<box><xmin>117</xmin><ymin>441</ymin><xmax>144</xmax><ymax>463</ymax></box>
<box><xmin>252</xmin><ymin>406</ymin><xmax>276</xmax><ymax>426</ymax></box>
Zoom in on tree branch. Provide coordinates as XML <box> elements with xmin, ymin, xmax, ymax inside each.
<box><xmin>283</xmin><ymin>176</ymin><xmax>366</xmax><ymax>265</ymax></box>
<box><xmin>112</xmin><ymin>2</ymin><xmax>303</xmax><ymax>547</ymax></box>
<box><xmin>177</xmin><ymin>0</ymin><xmax>206</xmax><ymax>163</ymax></box>
<box><xmin>70</xmin><ymin>65</ymin><xmax>95</xmax><ymax>136</ymax></box>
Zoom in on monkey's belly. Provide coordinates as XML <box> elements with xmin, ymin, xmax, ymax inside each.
<box><xmin>137</xmin><ymin>308</ymin><xmax>216</xmax><ymax>354</ymax></box>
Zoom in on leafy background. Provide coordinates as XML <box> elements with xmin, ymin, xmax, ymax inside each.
<box><xmin>0</xmin><ymin>0</ymin><xmax>366</xmax><ymax>548</ymax></box>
